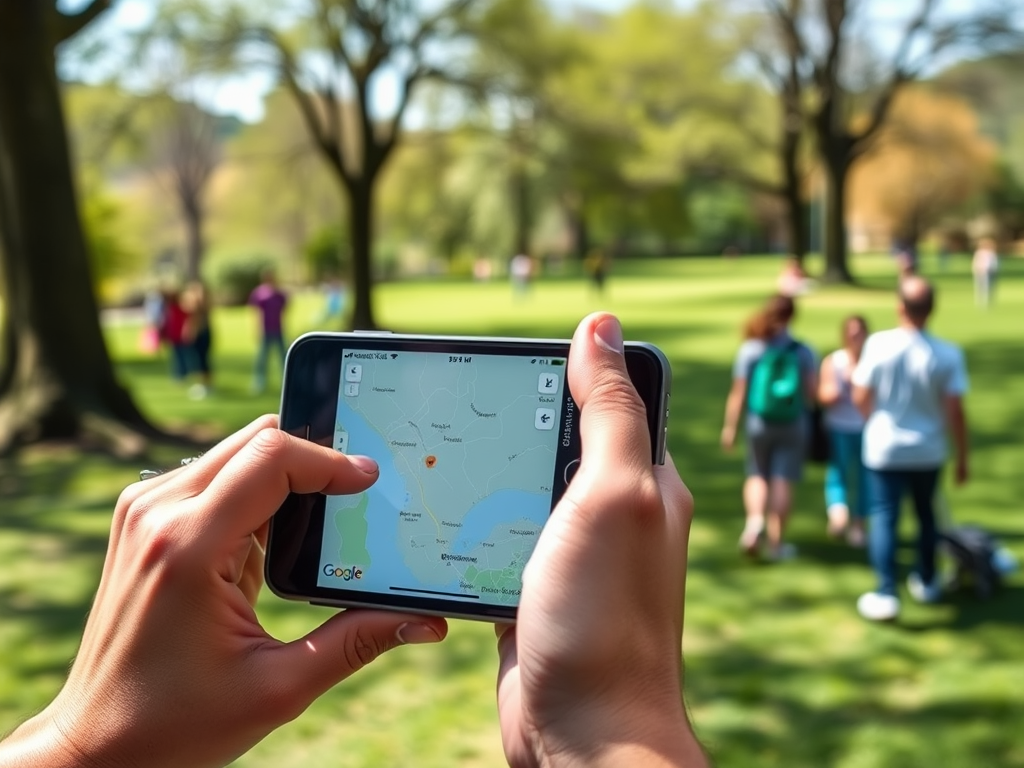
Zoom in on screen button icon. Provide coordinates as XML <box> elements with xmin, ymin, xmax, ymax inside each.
<box><xmin>344</xmin><ymin>383</ymin><xmax>360</xmax><ymax>397</ymax></box>
<box><xmin>345</xmin><ymin>364</ymin><xmax>363</xmax><ymax>382</ymax></box>
<box><xmin>535</xmin><ymin>408</ymin><xmax>555</xmax><ymax>430</ymax></box>
<box><xmin>538</xmin><ymin>372</ymin><xmax>559</xmax><ymax>394</ymax></box>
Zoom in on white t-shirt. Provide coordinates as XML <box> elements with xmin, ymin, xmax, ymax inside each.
<box><xmin>852</xmin><ymin>328</ymin><xmax>968</xmax><ymax>470</ymax></box>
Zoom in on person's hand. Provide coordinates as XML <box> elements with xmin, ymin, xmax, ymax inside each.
<box><xmin>496</xmin><ymin>313</ymin><xmax>705</xmax><ymax>768</ymax></box>
<box><xmin>720</xmin><ymin>423</ymin><xmax>736</xmax><ymax>451</ymax></box>
<box><xmin>0</xmin><ymin>417</ymin><xmax>447</xmax><ymax>768</ymax></box>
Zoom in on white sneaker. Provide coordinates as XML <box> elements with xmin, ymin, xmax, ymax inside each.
<box><xmin>907</xmin><ymin>573</ymin><xmax>942</xmax><ymax>604</ymax></box>
<box><xmin>857</xmin><ymin>592</ymin><xmax>901</xmax><ymax>621</ymax></box>
<box><xmin>738</xmin><ymin>518</ymin><xmax>764</xmax><ymax>556</ymax></box>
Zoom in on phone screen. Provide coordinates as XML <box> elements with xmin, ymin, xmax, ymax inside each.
<box><xmin>317</xmin><ymin>348</ymin><xmax>570</xmax><ymax>606</ymax></box>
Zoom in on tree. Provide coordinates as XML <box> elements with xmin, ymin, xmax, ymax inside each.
<box><xmin>765</xmin><ymin>0</ymin><xmax>1021</xmax><ymax>281</ymax></box>
<box><xmin>848</xmin><ymin>89</ymin><xmax>995</xmax><ymax>248</ymax></box>
<box><xmin>233</xmin><ymin>0</ymin><xmax>478</xmax><ymax>329</ymax></box>
<box><xmin>708</xmin><ymin>0</ymin><xmax>810</xmax><ymax>262</ymax></box>
<box><xmin>0</xmin><ymin>1</ymin><xmax>163</xmax><ymax>454</ymax></box>
<box><xmin>151</xmin><ymin>97</ymin><xmax>221</xmax><ymax>282</ymax></box>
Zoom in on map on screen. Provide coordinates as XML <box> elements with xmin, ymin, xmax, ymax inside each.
<box><xmin>316</xmin><ymin>349</ymin><xmax>567</xmax><ymax>605</ymax></box>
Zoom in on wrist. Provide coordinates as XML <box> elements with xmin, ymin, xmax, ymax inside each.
<box><xmin>536</xmin><ymin>700</ymin><xmax>707</xmax><ymax>768</ymax></box>
<box><xmin>0</xmin><ymin>703</ymin><xmax>132</xmax><ymax>768</ymax></box>
<box><xmin>0</xmin><ymin>710</ymin><xmax>90</xmax><ymax>768</ymax></box>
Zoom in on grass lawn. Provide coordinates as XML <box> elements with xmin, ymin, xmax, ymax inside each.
<box><xmin>2</xmin><ymin>253</ymin><xmax>1022</xmax><ymax>767</ymax></box>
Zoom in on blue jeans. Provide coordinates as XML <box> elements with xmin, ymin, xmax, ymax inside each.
<box><xmin>254</xmin><ymin>333</ymin><xmax>286</xmax><ymax>386</ymax></box>
<box><xmin>866</xmin><ymin>467</ymin><xmax>940</xmax><ymax>597</ymax></box>
<box><xmin>825</xmin><ymin>430</ymin><xmax>866</xmax><ymax>518</ymax></box>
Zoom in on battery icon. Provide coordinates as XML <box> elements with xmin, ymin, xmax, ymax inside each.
<box><xmin>551</xmin><ymin>359</ymin><xmax>566</xmax><ymax>367</ymax></box>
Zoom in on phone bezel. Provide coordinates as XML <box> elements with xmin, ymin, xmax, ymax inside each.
<box><xmin>265</xmin><ymin>331</ymin><xmax>670</xmax><ymax>622</ymax></box>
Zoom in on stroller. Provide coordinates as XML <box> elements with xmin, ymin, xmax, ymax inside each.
<box><xmin>937</xmin><ymin>495</ymin><xmax>1016</xmax><ymax>599</ymax></box>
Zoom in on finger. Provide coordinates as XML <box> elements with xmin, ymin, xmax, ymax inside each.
<box><xmin>198</xmin><ymin>428</ymin><xmax>379</xmax><ymax>539</ymax></box>
<box><xmin>266</xmin><ymin>610</ymin><xmax>448</xmax><ymax>711</ymax></box>
<box><xmin>238</xmin><ymin>521</ymin><xmax>269</xmax><ymax>606</ymax></box>
<box><xmin>110</xmin><ymin>415</ymin><xmax>280</xmax><ymax>544</ymax></box>
<box><xmin>568</xmin><ymin>313</ymin><xmax>653</xmax><ymax>478</ymax></box>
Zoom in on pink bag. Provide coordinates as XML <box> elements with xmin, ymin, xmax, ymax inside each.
<box><xmin>139</xmin><ymin>326</ymin><xmax>160</xmax><ymax>354</ymax></box>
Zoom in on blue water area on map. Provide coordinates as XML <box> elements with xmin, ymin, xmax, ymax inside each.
<box><xmin>324</xmin><ymin>400</ymin><xmax>552</xmax><ymax>599</ymax></box>
<box><xmin>448</xmin><ymin>488</ymin><xmax>549</xmax><ymax>557</ymax></box>
<box><xmin>326</xmin><ymin>403</ymin><xmax>420</xmax><ymax>592</ymax></box>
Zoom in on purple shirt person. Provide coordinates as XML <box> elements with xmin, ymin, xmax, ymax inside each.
<box><xmin>249</xmin><ymin>269</ymin><xmax>288</xmax><ymax>393</ymax></box>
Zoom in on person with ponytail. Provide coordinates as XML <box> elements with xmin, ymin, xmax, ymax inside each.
<box><xmin>721</xmin><ymin>295</ymin><xmax>817</xmax><ymax>561</ymax></box>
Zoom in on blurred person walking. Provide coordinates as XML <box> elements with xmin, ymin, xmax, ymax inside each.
<box><xmin>585</xmin><ymin>246</ymin><xmax>610</xmax><ymax>294</ymax></box>
<box><xmin>160</xmin><ymin>287</ymin><xmax>190</xmax><ymax>383</ymax></box>
<box><xmin>249</xmin><ymin>268</ymin><xmax>288</xmax><ymax>394</ymax></box>
<box><xmin>852</xmin><ymin>277</ymin><xmax>970</xmax><ymax>621</ymax></box>
<box><xmin>509</xmin><ymin>252</ymin><xmax>533</xmax><ymax>297</ymax></box>
<box><xmin>182</xmin><ymin>280</ymin><xmax>213</xmax><ymax>399</ymax></box>
<box><xmin>972</xmin><ymin>237</ymin><xmax>999</xmax><ymax>308</ymax></box>
<box><xmin>818</xmin><ymin>316</ymin><xmax>870</xmax><ymax>547</ymax></box>
<box><xmin>140</xmin><ymin>285</ymin><xmax>165</xmax><ymax>355</ymax></box>
<box><xmin>721</xmin><ymin>295</ymin><xmax>817</xmax><ymax>561</ymax></box>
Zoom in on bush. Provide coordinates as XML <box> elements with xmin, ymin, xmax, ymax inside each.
<box><xmin>214</xmin><ymin>257</ymin><xmax>275</xmax><ymax>306</ymax></box>
<box><xmin>304</xmin><ymin>224</ymin><xmax>348</xmax><ymax>282</ymax></box>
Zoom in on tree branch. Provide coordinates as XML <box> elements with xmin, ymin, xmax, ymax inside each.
<box><xmin>851</xmin><ymin>0</ymin><xmax>937</xmax><ymax>152</ymax></box>
<box><xmin>54</xmin><ymin>0</ymin><xmax>112</xmax><ymax>44</ymax></box>
<box><xmin>259</xmin><ymin>27</ymin><xmax>351</xmax><ymax>187</ymax></box>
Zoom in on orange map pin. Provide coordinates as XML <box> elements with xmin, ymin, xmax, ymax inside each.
<box><xmin>425</xmin><ymin>455</ymin><xmax>437</xmax><ymax>468</ymax></box>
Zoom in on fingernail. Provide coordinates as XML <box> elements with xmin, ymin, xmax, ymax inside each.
<box><xmin>348</xmin><ymin>455</ymin><xmax>379</xmax><ymax>474</ymax></box>
<box><xmin>397</xmin><ymin>623</ymin><xmax>442</xmax><ymax>645</ymax></box>
<box><xmin>594</xmin><ymin>315</ymin><xmax>624</xmax><ymax>355</ymax></box>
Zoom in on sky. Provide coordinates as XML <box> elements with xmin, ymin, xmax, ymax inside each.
<box><xmin>59</xmin><ymin>0</ymin><xmax>643</xmax><ymax>122</ymax></box>
<box><xmin>59</xmin><ymin>0</ymin><xmax>1018</xmax><ymax>124</ymax></box>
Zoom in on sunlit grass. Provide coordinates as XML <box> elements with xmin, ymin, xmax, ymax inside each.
<box><xmin>2</xmin><ymin>253</ymin><xmax>1022</xmax><ymax>767</ymax></box>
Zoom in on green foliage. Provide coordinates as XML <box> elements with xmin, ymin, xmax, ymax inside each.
<box><xmin>303</xmin><ymin>223</ymin><xmax>348</xmax><ymax>281</ymax></box>
<box><xmin>987</xmin><ymin>160</ymin><xmax>1024</xmax><ymax>238</ymax></box>
<box><xmin>80</xmin><ymin>187</ymin><xmax>139</xmax><ymax>295</ymax></box>
<box><xmin>214</xmin><ymin>257</ymin><xmax>274</xmax><ymax>306</ymax></box>
<box><xmin>687</xmin><ymin>182</ymin><xmax>760</xmax><ymax>251</ymax></box>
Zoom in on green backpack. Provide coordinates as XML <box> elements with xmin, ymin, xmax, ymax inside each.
<box><xmin>748</xmin><ymin>341</ymin><xmax>803</xmax><ymax>423</ymax></box>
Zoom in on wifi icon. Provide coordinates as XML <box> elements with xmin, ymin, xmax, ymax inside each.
<box><xmin>390</xmin><ymin>354</ymin><xmax>399</xmax><ymax>359</ymax></box>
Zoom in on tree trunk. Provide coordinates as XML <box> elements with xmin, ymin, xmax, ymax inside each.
<box><xmin>182</xmin><ymin>196</ymin><xmax>204</xmax><ymax>282</ymax></box>
<box><xmin>821</xmin><ymin>147</ymin><xmax>853</xmax><ymax>283</ymax></box>
<box><xmin>564</xmin><ymin>200</ymin><xmax>589</xmax><ymax>261</ymax></box>
<box><xmin>347</xmin><ymin>178</ymin><xmax>377</xmax><ymax>330</ymax></box>
<box><xmin>0</xmin><ymin>3</ymin><xmax>162</xmax><ymax>454</ymax></box>
<box><xmin>511</xmin><ymin>155</ymin><xmax>530</xmax><ymax>257</ymax></box>
<box><xmin>781</xmin><ymin>132</ymin><xmax>807</xmax><ymax>263</ymax></box>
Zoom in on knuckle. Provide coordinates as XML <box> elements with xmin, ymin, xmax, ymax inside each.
<box><xmin>252</xmin><ymin>413</ymin><xmax>279</xmax><ymax>432</ymax></box>
<box><xmin>588</xmin><ymin>374</ymin><xmax>647</xmax><ymax>420</ymax></box>
<box><xmin>120</xmin><ymin>493</ymin><xmax>157</xmax><ymax>537</ymax></box>
<box><xmin>135</xmin><ymin>511</ymin><xmax>192</xmax><ymax>572</ymax></box>
<box><xmin>343</xmin><ymin>629</ymin><xmax>391</xmax><ymax>672</ymax></box>
<box><xmin>113</xmin><ymin>482</ymin><xmax>149</xmax><ymax>526</ymax></box>
<box><xmin>248</xmin><ymin>427</ymin><xmax>292</xmax><ymax>464</ymax></box>
<box><xmin>574</xmin><ymin>468</ymin><xmax>664</xmax><ymax>530</ymax></box>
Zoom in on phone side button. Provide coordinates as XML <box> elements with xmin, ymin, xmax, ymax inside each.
<box><xmin>563</xmin><ymin>458</ymin><xmax>581</xmax><ymax>485</ymax></box>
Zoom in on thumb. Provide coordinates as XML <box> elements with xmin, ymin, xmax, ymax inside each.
<box><xmin>270</xmin><ymin>610</ymin><xmax>448</xmax><ymax>706</ymax></box>
<box><xmin>568</xmin><ymin>312</ymin><xmax>653</xmax><ymax>476</ymax></box>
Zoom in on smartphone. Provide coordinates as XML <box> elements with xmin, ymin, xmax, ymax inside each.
<box><xmin>265</xmin><ymin>331</ymin><xmax>671</xmax><ymax>622</ymax></box>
